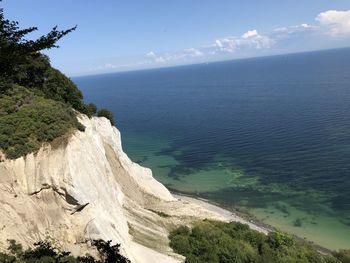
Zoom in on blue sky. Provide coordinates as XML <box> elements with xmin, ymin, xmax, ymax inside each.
<box><xmin>3</xmin><ymin>0</ymin><xmax>350</xmax><ymax>76</ymax></box>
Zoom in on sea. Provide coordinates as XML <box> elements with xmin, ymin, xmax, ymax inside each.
<box><xmin>73</xmin><ymin>48</ymin><xmax>350</xmax><ymax>250</ymax></box>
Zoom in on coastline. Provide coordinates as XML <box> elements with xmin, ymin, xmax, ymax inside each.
<box><xmin>172</xmin><ymin>191</ymin><xmax>271</xmax><ymax>234</ymax></box>
<box><xmin>171</xmin><ymin>191</ymin><xmax>332</xmax><ymax>254</ymax></box>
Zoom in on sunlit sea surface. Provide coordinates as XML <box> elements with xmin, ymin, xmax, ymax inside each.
<box><xmin>74</xmin><ymin>48</ymin><xmax>350</xmax><ymax>250</ymax></box>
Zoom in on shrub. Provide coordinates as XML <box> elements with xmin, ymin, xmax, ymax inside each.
<box><xmin>169</xmin><ymin>220</ymin><xmax>347</xmax><ymax>263</ymax></box>
<box><xmin>0</xmin><ymin>253</ymin><xmax>16</xmax><ymax>263</ymax></box>
<box><xmin>97</xmin><ymin>109</ymin><xmax>115</xmax><ymax>126</ymax></box>
<box><xmin>41</xmin><ymin>67</ymin><xmax>84</xmax><ymax>111</ymax></box>
<box><xmin>0</xmin><ymin>87</ymin><xmax>83</xmax><ymax>159</ymax></box>
<box><xmin>88</xmin><ymin>239</ymin><xmax>130</xmax><ymax>263</ymax></box>
<box><xmin>0</xmin><ymin>239</ymin><xmax>130</xmax><ymax>263</ymax></box>
<box><xmin>85</xmin><ymin>103</ymin><xmax>97</xmax><ymax>117</ymax></box>
<box><xmin>334</xmin><ymin>250</ymin><xmax>350</xmax><ymax>263</ymax></box>
<box><xmin>0</xmin><ymin>4</ymin><xmax>115</xmax><ymax>159</ymax></box>
<box><xmin>267</xmin><ymin>231</ymin><xmax>294</xmax><ymax>249</ymax></box>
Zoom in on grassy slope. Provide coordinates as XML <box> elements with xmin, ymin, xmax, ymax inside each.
<box><xmin>0</xmin><ymin>85</ymin><xmax>84</xmax><ymax>159</ymax></box>
<box><xmin>169</xmin><ymin>220</ymin><xmax>350</xmax><ymax>263</ymax></box>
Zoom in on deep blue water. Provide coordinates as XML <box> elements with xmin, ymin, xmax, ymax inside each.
<box><xmin>74</xmin><ymin>48</ymin><xmax>350</xmax><ymax>249</ymax></box>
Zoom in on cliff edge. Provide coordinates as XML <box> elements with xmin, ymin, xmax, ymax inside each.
<box><xmin>0</xmin><ymin>116</ymin><xmax>235</xmax><ymax>263</ymax></box>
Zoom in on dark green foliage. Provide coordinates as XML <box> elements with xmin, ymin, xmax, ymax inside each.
<box><xmin>267</xmin><ymin>231</ymin><xmax>294</xmax><ymax>249</ymax></box>
<box><xmin>9</xmin><ymin>54</ymin><xmax>50</xmax><ymax>90</ymax></box>
<box><xmin>84</xmin><ymin>240</ymin><xmax>130</xmax><ymax>263</ymax></box>
<box><xmin>169</xmin><ymin>220</ymin><xmax>348</xmax><ymax>263</ymax></box>
<box><xmin>41</xmin><ymin>67</ymin><xmax>84</xmax><ymax>111</ymax></box>
<box><xmin>0</xmin><ymin>239</ymin><xmax>130</xmax><ymax>263</ymax></box>
<box><xmin>22</xmin><ymin>241</ymin><xmax>70</xmax><ymax>263</ymax></box>
<box><xmin>85</xmin><ymin>103</ymin><xmax>97</xmax><ymax>117</ymax></box>
<box><xmin>0</xmin><ymin>4</ymin><xmax>114</xmax><ymax>159</ymax></box>
<box><xmin>0</xmin><ymin>253</ymin><xmax>16</xmax><ymax>263</ymax></box>
<box><xmin>0</xmin><ymin>3</ymin><xmax>76</xmax><ymax>83</ymax></box>
<box><xmin>334</xmin><ymin>250</ymin><xmax>350</xmax><ymax>263</ymax></box>
<box><xmin>7</xmin><ymin>239</ymin><xmax>23</xmax><ymax>257</ymax></box>
<box><xmin>97</xmin><ymin>109</ymin><xmax>115</xmax><ymax>126</ymax></box>
<box><xmin>0</xmin><ymin>87</ymin><xmax>83</xmax><ymax>159</ymax></box>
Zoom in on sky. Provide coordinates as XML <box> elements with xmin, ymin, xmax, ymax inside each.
<box><xmin>2</xmin><ymin>0</ymin><xmax>350</xmax><ymax>76</ymax></box>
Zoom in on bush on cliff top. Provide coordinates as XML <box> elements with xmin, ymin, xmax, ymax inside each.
<box><xmin>0</xmin><ymin>86</ymin><xmax>84</xmax><ymax>159</ymax></box>
<box><xmin>0</xmin><ymin>3</ymin><xmax>101</xmax><ymax>159</ymax></box>
<box><xmin>97</xmin><ymin>108</ymin><xmax>115</xmax><ymax>126</ymax></box>
<box><xmin>169</xmin><ymin>220</ymin><xmax>349</xmax><ymax>263</ymax></box>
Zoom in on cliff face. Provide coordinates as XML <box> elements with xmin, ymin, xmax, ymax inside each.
<box><xmin>0</xmin><ymin>116</ymin><xmax>236</xmax><ymax>263</ymax></box>
<box><xmin>0</xmin><ymin>116</ymin><xmax>179</xmax><ymax>262</ymax></box>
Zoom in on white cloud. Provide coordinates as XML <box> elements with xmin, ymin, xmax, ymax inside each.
<box><xmin>71</xmin><ymin>8</ymin><xmax>350</xmax><ymax>75</ymax></box>
<box><xmin>242</xmin><ymin>29</ymin><xmax>258</xmax><ymax>39</ymax></box>
<box><xmin>95</xmin><ymin>63</ymin><xmax>118</xmax><ymax>70</ymax></box>
<box><xmin>316</xmin><ymin>10</ymin><xmax>350</xmax><ymax>36</ymax></box>
<box><xmin>214</xmin><ymin>38</ymin><xmax>237</xmax><ymax>53</ymax></box>
<box><xmin>146</xmin><ymin>48</ymin><xmax>203</xmax><ymax>64</ymax></box>
<box><xmin>146</xmin><ymin>30</ymin><xmax>274</xmax><ymax>66</ymax></box>
<box><xmin>272</xmin><ymin>10</ymin><xmax>350</xmax><ymax>39</ymax></box>
<box><xmin>146</xmin><ymin>51</ymin><xmax>156</xmax><ymax>58</ymax></box>
<box><xmin>186</xmin><ymin>48</ymin><xmax>203</xmax><ymax>57</ymax></box>
<box><xmin>143</xmin><ymin>10</ymin><xmax>350</xmax><ymax>68</ymax></box>
<box><xmin>272</xmin><ymin>24</ymin><xmax>320</xmax><ymax>42</ymax></box>
<box><xmin>213</xmin><ymin>30</ymin><xmax>274</xmax><ymax>54</ymax></box>
<box><xmin>146</xmin><ymin>51</ymin><xmax>166</xmax><ymax>63</ymax></box>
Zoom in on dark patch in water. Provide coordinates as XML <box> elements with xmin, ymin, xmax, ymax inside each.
<box><xmin>135</xmin><ymin>156</ymin><xmax>148</xmax><ymax>164</ymax></box>
<box><xmin>274</xmin><ymin>203</ymin><xmax>290</xmax><ymax>216</ymax></box>
<box><xmin>75</xmin><ymin>48</ymin><xmax>350</xmax><ymax>237</ymax></box>
<box><xmin>293</xmin><ymin>218</ymin><xmax>303</xmax><ymax>227</ymax></box>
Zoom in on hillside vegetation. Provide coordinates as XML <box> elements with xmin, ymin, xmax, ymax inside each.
<box><xmin>169</xmin><ymin>220</ymin><xmax>350</xmax><ymax>263</ymax></box>
<box><xmin>0</xmin><ymin>239</ymin><xmax>130</xmax><ymax>263</ymax></box>
<box><xmin>0</xmin><ymin>4</ymin><xmax>114</xmax><ymax>159</ymax></box>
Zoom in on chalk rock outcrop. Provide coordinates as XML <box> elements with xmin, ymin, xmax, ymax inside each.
<box><xmin>0</xmin><ymin>115</ymin><xmax>245</xmax><ymax>262</ymax></box>
<box><xmin>0</xmin><ymin>116</ymin><xmax>181</xmax><ymax>262</ymax></box>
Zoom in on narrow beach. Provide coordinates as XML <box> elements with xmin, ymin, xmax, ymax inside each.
<box><xmin>172</xmin><ymin>193</ymin><xmax>270</xmax><ymax>234</ymax></box>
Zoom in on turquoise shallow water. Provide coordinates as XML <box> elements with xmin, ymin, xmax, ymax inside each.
<box><xmin>74</xmin><ymin>48</ymin><xmax>350</xmax><ymax>250</ymax></box>
<box><xmin>121</xmin><ymin>132</ymin><xmax>350</xmax><ymax>250</ymax></box>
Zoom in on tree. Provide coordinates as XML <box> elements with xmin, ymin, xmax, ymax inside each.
<box><xmin>90</xmin><ymin>240</ymin><xmax>130</xmax><ymax>263</ymax></box>
<box><xmin>0</xmin><ymin>2</ymin><xmax>116</xmax><ymax>159</ymax></box>
<box><xmin>0</xmin><ymin>1</ymin><xmax>76</xmax><ymax>89</ymax></box>
<box><xmin>42</xmin><ymin>67</ymin><xmax>84</xmax><ymax>110</ymax></box>
<box><xmin>85</xmin><ymin>103</ymin><xmax>97</xmax><ymax>117</ymax></box>
<box><xmin>168</xmin><ymin>220</ymin><xmax>342</xmax><ymax>263</ymax></box>
<box><xmin>0</xmin><ymin>2</ymin><xmax>91</xmax><ymax>113</ymax></box>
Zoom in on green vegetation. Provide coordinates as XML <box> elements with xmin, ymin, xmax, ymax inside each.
<box><xmin>333</xmin><ymin>250</ymin><xmax>350</xmax><ymax>263</ymax></box>
<box><xmin>0</xmin><ymin>3</ymin><xmax>106</xmax><ymax>159</ymax></box>
<box><xmin>0</xmin><ymin>86</ymin><xmax>85</xmax><ymax>159</ymax></box>
<box><xmin>0</xmin><ymin>239</ymin><xmax>130</xmax><ymax>263</ymax></box>
<box><xmin>169</xmin><ymin>220</ymin><xmax>350</xmax><ymax>263</ymax></box>
<box><xmin>97</xmin><ymin>109</ymin><xmax>115</xmax><ymax>126</ymax></box>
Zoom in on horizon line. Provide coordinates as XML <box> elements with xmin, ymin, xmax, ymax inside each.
<box><xmin>70</xmin><ymin>45</ymin><xmax>350</xmax><ymax>79</ymax></box>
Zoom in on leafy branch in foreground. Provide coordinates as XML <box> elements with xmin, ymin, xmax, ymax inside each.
<box><xmin>0</xmin><ymin>239</ymin><xmax>130</xmax><ymax>263</ymax></box>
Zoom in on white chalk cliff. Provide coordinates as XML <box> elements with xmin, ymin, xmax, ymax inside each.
<box><xmin>0</xmin><ymin>115</ymin><xmax>237</xmax><ymax>262</ymax></box>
